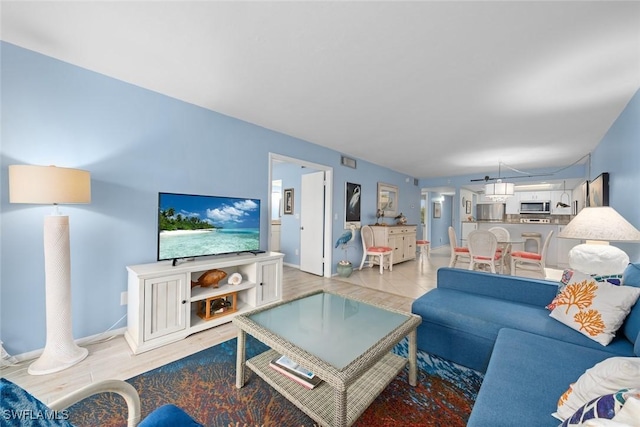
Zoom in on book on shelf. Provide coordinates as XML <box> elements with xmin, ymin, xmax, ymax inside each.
<box><xmin>269</xmin><ymin>355</ymin><xmax>322</xmax><ymax>389</ymax></box>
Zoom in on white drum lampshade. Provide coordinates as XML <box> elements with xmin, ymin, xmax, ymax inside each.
<box><xmin>484</xmin><ymin>179</ymin><xmax>515</xmax><ymax>202</ymax></box>
<box><xmin>8</xmin><ymin>165</ymin><xmax>91</xmax><ymax>375</ymax></box>
<box><xmin>558</xmin><ymin>207</ymin><xmax>640</xmax><ymax>275</ymax></box>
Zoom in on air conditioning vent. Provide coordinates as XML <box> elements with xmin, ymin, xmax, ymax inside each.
<box><xmin>340</xmin><ymin>155</ymin><xmax>357</xmax><ymax>169</ymax></box>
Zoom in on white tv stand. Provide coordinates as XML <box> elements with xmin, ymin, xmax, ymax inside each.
<box><xmin>125</xmin><ymin>252</ymin><xmax>284</xmax><ymax>354</ymax></box>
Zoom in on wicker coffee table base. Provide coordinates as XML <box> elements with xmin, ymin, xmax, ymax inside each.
<box><xmin>234</xmin><ymin>291</ymin><xmax>420</xmax><ymax>427</ymax></box>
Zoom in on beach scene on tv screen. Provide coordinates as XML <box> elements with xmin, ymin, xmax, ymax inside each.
<box><xmin>158</xmin><ymin>193</ymin><xmax>260</xmax><ymax>260</ymax></box>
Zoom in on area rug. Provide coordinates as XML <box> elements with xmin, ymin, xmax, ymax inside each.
<box><xmin>68</xmin><ymin>336</ymin><xmax>482</xmax><ymax>427</ymax></box>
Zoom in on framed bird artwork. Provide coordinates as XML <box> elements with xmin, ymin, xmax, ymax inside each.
<box><xmin>345</xmin><ymin>182</ymin><xmax>361</xmax><ymax>228</ymax></box>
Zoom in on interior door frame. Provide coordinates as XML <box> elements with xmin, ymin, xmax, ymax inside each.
<box><xmin>268</xmin><ymin>153</ymin><xmax>333</xmax><ymax>278</ymax></box>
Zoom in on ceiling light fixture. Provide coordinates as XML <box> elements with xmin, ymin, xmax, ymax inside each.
<box><xmin>484</xmin><ymin>163</ymin><xmax>515</xmax><ymax>202</ymax></box>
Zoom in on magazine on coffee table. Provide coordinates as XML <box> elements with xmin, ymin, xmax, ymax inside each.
<box><xmin>269</xmin><ymin>355</ymin><xmax>322</xmax><ymax>389</ymax></box>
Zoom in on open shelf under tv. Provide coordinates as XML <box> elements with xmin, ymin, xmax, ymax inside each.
<box><xmin>124</xmin><ymin>252</ymin><xmax>283</xmax><ymax>354</ymax></box>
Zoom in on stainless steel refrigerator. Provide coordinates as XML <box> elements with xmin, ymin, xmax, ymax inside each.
<box><xmin>476</xmin><ymin>203</ymin><xmax>505</xmax><ymax>222</ymax></box>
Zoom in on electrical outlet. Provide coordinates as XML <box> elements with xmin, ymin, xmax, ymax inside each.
<box><xmin>120</xmin><ymin>291</ymin><xmax>128</xmax><ymax>306</ymax></box>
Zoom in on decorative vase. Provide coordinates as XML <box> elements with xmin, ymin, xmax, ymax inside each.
<box><xmin>337</xmin><ymin>261</ymin><xmax>353</xmax><ymax>278</ymax></box>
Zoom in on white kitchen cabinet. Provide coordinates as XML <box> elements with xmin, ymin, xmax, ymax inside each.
<box><xmin>125</xmin><ymin>252</ymin><xmax>284</xmax><ymax>354</ymax></box>
<box><xmin>370</xmin><ymin>225</ymin><xmax>417</xmax><ymax>264</ymax></box>
<box><xmin>518</xmin><ymin>191</ymin><xmax>551</xmax><ymax>201</ymax></box>
<box><xmin>505</xmin><ymin>193</ymin><xmax>520</xmax><ymax>214</ymax></box>
<box><xmin>551</xmin><ymin>190</ymin><xmax>572</xmax><ymax>215</ymax></box>
<box><xmin>461</xmin><ymin>222</ymin><xmax>478</xmax><ymax>243</ymax></box>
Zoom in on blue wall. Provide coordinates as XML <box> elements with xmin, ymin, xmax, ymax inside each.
<box><xmin>0</xmin><ymin>42</ymin><xmax>421</xmax><ymax>355</ymax></box>
<box><xmin>590</xmin><ymin>89</ymin><xmax>640</xmax><ymax>262</ymax></box>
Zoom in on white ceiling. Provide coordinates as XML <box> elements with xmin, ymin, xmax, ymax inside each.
<box><xmin>2</xmin><ymin>1</ymin><xmax>639</xmax><ymax>179</ymax></box>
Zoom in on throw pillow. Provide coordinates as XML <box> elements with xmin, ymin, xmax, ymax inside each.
<box><xmin>548</xmin><ymin>271</ymin><xmax>640</xmax><ymax>345</ymax></box>
<box><xmin>555</xmin><ymin>357</ymin><xmax>640</xmax><ymax>421</ymax></box>
<box><xmin>592</xmin><ymin>274</ymin><xmax>624</xmax><ymax>286</ymax></box>
<box><xmin>560</xmin><ymin>388</ymin><xmax>640</xmax><ymax>427</ymax></box>
<box><xmin>547</xmin><ymin>270</ymin><xmax>625</xmax><ymax>311</ymax></box>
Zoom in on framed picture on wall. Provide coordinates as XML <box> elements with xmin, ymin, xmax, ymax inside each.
<box><xmin>377</xmin><ymin>182</ymin><xmax>398</xmax><ymax>217</ymax></box>
<box><xmin>433</xmin><ymin>202</ymin><xmax>441</xmax><ymax>218</ymax></box>
<box><xmin>284</xmin><ymin>188</ymin><xmax>294</xmax><ymax>214</ymax></box>
<box><xmin>588</xmin><ymin>172</ymin><xmax>609</xmax><ymax>207</ymax></box>
<box><xmin>465</xmin><ymin>200</ymin><xmax>472</xmax><ymax>215</ymax></box>
<box><xmin>345</xmin><ymin>182</ymin><xmax>361</xmax><ymax>228</ymax></box>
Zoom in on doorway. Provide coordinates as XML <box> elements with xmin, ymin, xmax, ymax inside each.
<box><xmin>269</xmin><ymin>153</ymin><xmax>333</xmax><ymax>278</ymax></box>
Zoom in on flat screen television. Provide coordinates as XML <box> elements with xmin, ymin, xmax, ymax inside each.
<box><xmin>157</xmin><ymin>192</ymin><xmax>261</xmax><ymax>262</ymax></box>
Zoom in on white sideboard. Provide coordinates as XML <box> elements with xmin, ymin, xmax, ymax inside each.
<box><xmin>125</xmin><ymin>252</ymin><xmax>284</xmax><ymax>354</ymax></box>
<box><xmin>370</xmin><ymin>225</ymin><xmax>417</xmax><ymax>264</ymax></box>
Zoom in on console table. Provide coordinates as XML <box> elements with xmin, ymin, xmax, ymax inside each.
<box><xmin>125</xmin><ymin>252</ymin><xmax>283</xmax><ymax>354</ymax></box>
<box><xmin>370</xmin><ymin>225</ymin><xmax>417</xmax><ymax>264</ymax></box>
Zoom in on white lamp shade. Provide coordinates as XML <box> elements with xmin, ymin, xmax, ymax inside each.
<box><xmin>9</xmin><ymin>165</ymin><xmax>91</xmax><ymax>205</ymax></box>
<box><xmin>484</xmin><ymin>179</ymin><xmax>514</xmax><ymax>201</ymax></box>
<box><xmin>558</xmin><ymin>207</ymin><xmax>640</xmax><ymax>242</ymax></box>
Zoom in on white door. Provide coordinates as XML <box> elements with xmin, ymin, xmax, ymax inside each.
<box><xmin>300</xmin><ymin>171</ymin><xmax>325</xmax><ymax>276</ymax></box>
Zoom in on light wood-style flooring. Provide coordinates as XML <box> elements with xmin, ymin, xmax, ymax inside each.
<box><xmin>1</xmin><ymin>246</ymin><xmax>554</xmax><ymax>405</ymax></box>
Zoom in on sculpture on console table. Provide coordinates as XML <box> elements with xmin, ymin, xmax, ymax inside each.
<box><xmin>395</xmin><ymin>212</ymin><xmax>407</xmax><ymax>225</ymax></box>
<box><xmin>191</xmin><ymin>269</ymin><xmax>227</xmax><ymax>288</ymax></box>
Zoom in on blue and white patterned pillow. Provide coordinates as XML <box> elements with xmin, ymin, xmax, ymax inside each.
<box><xmin>561</xmin><ymin>388</ymin><xmax>640</xmax><ymax>427</ymax></box>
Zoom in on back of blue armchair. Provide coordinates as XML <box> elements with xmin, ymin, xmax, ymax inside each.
<box><xmin>436</xmin><ymin>268</ymin><xmax>559</xmax><ymax>308</ymax></box>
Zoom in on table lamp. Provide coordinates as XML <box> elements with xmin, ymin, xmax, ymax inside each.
<box><xmin>8</xmin><ymin>165</ymin><xmax>91</xmax><ymax>375</ymax></box>
<box><xmin>558</xmin><ymin>207</ymin><xmax>640</xmax><ymax>275</ymax></box>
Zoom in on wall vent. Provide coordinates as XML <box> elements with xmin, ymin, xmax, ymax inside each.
<box><xmin>340</xmin><ymin>155</ymin><xmax>357</xmax><ymax>169</ymax></box>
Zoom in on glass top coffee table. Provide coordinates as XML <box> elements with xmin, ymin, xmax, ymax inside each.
<box><xmin>233</xmin><ymin>290</ymin><xmax>421</xmax><ymax>427</ymax></box>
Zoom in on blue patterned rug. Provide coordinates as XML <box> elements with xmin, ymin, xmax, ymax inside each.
<box><xmin>68</xmin><ymin>336</ymin><xmax>482</xmax><ymax>426</ymax></box>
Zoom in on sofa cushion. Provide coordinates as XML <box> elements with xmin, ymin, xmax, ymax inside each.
<box><xmin>467</xmin><ymin>329</ymin><xmax>620</xmax><ymax>427</ymax></box>
<box><xmin>412</xmin><ymin>288</ymin><xmax>634</xmax><ymax>371</ymax></box>
<box><xmin>621</xmin><ymin>263</ymin><xmax>640</xmax><ymax>354</ymax></box>
<box><xmin>548</xmin><ymin>271</ymin><xmax>640</xmax><ymax>346</ymax></box>
<box><xmin>436</xmin><ymin>267</ymin><xmax>559</xmax><ymax>307</ymax></box>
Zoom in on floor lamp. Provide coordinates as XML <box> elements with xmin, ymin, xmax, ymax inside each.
<box><xmin>8</xmin><ymin>165</ymin><xmax>91</xmax><ymax>375</ymax></box>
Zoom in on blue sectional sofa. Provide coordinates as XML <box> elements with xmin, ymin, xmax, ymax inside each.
<box><xmin>411</xmin><ymin>265</ymin><xmax>640</xmax><ymax>427</ymax></box>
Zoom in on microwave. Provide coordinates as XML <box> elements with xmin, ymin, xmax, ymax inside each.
<box><xmin>520</xmin><ymin>200</ymin><xmax>551</xmax><ymax>214</ymax></box>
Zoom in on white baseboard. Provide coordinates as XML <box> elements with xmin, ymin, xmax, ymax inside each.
<box><xmin>7</xmin><ymin>327</ymin><xmax>127</xmax><ymax>364</ymax></box>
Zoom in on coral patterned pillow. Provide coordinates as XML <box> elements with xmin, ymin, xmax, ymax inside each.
<box><xmin>549</xmin><ymin>271</ymin><xmax>640</xmax><ymax>345</ymax></box>
<box><xmin>547</xmin><ymin>270</ymin><xmax>624</xmax><ymax>311</ymax></box>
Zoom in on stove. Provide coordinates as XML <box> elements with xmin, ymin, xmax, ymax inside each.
<box><xmin>520</xmin><ymin>218</ymin><xmax>551</xmax><ymax>224</ymax></box>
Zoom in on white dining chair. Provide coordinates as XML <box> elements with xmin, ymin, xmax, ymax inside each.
<box><xmin>467</xmin><ymin>230</ymin><xmax>502</xmax><ymax>274</ymax></box>
<box><xmin>359</xmin><ymin>225</ymin><xmax>393</xmax><ymax>274</ymax></box>
<box><xmin>510</xmin><ymin>230</ymin><xmax>554</xmax><ymax>278</ymax></box>
<box><xmin>448</xmin><ymin>226</ymin><xmax>470</xmax><ymax>268</ymax></box>
<box><xmin>488</xmin><ymin>226</ymin><xmax>511</xmax><ymax>273</ymax></box>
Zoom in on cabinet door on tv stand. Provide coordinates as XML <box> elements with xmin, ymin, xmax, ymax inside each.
<box><xmin>143</xmin><ymin>274</ymin><xmax>188</xmax><ymax>342</ymax></box>
<box><xmin>256</xmin><ymin>259</ymin><xmax>282</xmax><ymax>306</ymax></box>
